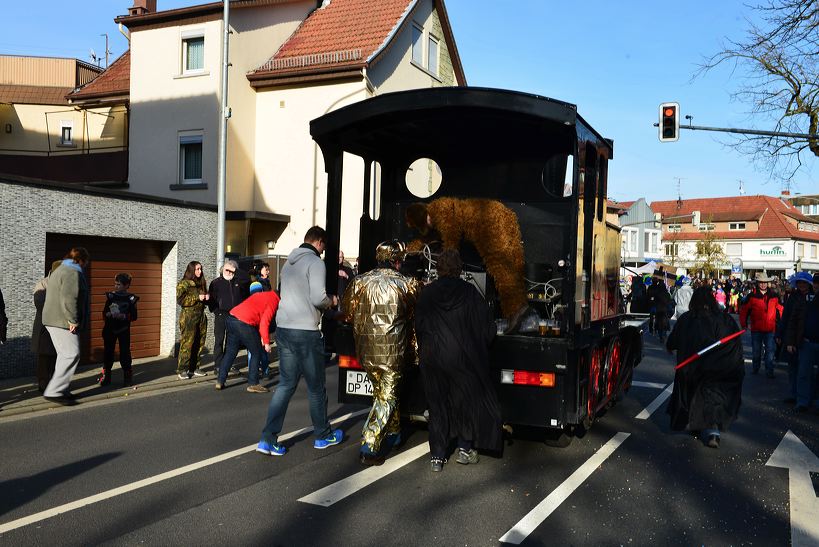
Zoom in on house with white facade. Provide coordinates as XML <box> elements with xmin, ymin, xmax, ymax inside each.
<box><xmin>614</xmin><ymin>198</ymin><xmax>663</xmax><ymax>267</ymax></box>
<box><xmin>116</xmin><ymin>0</ymin><xmax>465</xmax><ymax>259</ymax></box>
<box><xmin>652</xmin><ymin>195</ymin><xmax>819</xmax><ymax>279</ymax></box>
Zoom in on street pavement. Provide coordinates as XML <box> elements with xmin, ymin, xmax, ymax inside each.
<box><xmin>0</xmin><ymin>331</ymin><xmax>816</xmax><ymax>546</ymax></box>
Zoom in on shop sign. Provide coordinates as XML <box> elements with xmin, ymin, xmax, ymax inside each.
<box><xmin>760</xmin><ymin>245</ymin><xmax>786</xmax><ymax>256</ymax></box>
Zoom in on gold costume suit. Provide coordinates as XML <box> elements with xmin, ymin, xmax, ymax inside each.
<box><xmin>341</xmin><ymin>268</ymin><xmax>421</xmax><ymax>454</ymax></box>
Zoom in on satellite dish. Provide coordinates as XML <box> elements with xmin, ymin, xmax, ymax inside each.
<box><xmin>89</xmin><ymin>49</ymin><xmax>98</xmax><ymax>64</ymax></box>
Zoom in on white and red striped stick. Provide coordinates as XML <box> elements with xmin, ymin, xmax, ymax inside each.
<box><xmin>674</xmin><ymin>329</ymin><xmax>746</xmax><ymax>370</ymax></box>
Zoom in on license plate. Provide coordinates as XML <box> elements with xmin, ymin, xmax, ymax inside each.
<box><xmin>345</xmin><ymin>370</ymin><xmax>373</xmax><ymax>396</ymax></box>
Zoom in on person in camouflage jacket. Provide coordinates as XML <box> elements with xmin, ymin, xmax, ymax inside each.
<box><xmin>177</xmin><ymin>261</ymin><xmax>208</xmax><ymax>379</ymax></box>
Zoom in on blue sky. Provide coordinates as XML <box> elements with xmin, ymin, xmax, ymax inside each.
<box><xmin>1</xmin><ymin>0</ymin><xmax>815</xmax><ymax>203</ymax></box>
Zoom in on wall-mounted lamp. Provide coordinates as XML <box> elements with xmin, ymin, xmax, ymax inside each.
<box><xmin>266</xmin><ymin>240</ymin><xmax>275</xmax><ymax>255</ymax></box>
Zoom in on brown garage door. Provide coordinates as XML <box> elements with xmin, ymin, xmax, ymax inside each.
<box><xmin>45</xmin><ymin>234</ymin><xmax>166</xmax><ymax>365</ymax></box>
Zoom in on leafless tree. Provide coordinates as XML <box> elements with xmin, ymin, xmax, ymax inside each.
<box><xmin>698</xmin><ymin>0</ymin><xmax>818</xmax><ymax>182</ymax></box>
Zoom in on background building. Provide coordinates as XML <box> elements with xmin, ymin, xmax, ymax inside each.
<box><xmin>652</xmin><ymin>195</ymin><xmax>819</xmax><ymax>279</ymax></box>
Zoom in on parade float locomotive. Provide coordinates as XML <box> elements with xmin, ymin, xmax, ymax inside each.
<box><xmin>311</xmin><ymin>87</ymin><xmax>644</xmax><ymax>445</ymax></box>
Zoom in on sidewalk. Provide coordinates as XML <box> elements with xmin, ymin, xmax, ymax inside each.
<box><xmin>0</xmin><ymin>348</ymin><xmax>278</xmax><ymax>418</ymax></box>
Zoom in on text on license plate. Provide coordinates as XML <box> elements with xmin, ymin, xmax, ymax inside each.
<box><xmin>346</xmin><ymin>370</ymin><xmax>373</xmax><ymax>396</ymax></box>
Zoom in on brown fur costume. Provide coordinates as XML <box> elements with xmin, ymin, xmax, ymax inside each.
<box><xmin>406</xmin><ymin>198</ymin><xmax>527</xmax><ymax>318</ymax></box>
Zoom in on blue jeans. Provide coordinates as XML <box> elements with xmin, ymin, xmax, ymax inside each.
<box><xmin>751</xmin><ymin>331</ymin><xmax>775</xmax><ymax>374</ymax></box>
<box><xmin>260</xmin><ymin>327</ymin><xmax>331</xmax><ymax>444</ymax></box>
<box><xmin>218</xmin><ymin>316</ymin><xmax>262</xmax><ymax>386</ymax></box>
<box><xmin>795</xmin><ymin>340</ymin><xmax>819</xmax><ymax>408</ymax></box>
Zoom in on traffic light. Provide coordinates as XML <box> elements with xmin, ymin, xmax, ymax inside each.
<box><xmin>658</xmin><ymin>102</ymin><xmax>680</xmax><ymax>142</ymax></box>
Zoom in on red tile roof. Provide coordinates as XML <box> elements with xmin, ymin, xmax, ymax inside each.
<box><xmin>249</xmin><ymin>0</ymin><xmax>464</xmax><ymax>84</ymax></box>
<box><xmin>652</xmin><ymin>195</ymin><xmax>819</xmax><ymax>243</ymax></box>
<box><xmin>0</xmin><ymin>85</ymin><xmax>73</xmax><ymax>105</ymax></box>
<box><xmin>67</xmin><ymin>51</ymin><xmax>130</xmax><ymax>102</ymax></box>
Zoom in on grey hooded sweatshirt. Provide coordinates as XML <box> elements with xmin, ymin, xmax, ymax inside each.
<box><xmin>276</xmin><ymin>244</ymin><xmax>332</xmax><ymax>331</ymax></box>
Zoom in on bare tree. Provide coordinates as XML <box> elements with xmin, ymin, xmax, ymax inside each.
<box><xmin>693</xmin><ymin>228</ymin><xmax>729</xmax><ymax>279</ymax></box>
<box><xmin>698</xmin><ymin>0</ymin><xmax>819</xmax><ymax>182</ymax></box>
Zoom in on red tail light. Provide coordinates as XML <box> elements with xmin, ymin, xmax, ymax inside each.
<box><xmin>501</xmin><ymin>369</ymin><xmax>555</xmax><ymax>387</ymax></box>
<box><xmin>338</xmin><ymin>355</ymin><xmax>362</xmax><ymax>370</ymax></box>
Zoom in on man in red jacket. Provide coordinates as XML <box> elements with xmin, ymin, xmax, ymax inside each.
<box><xmin>740</xmin><ymin>273</ymin><xmax>783</xmax><ymax>378</ymax></box>
<box><xmin>214</xmin><ymin>288</ymin><xmax>280</xmax><ymax>392</ymax></box>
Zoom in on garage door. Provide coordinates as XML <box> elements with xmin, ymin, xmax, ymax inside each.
<box><xmin>45</xmin><ymin>234</ymin><xmax>166</xmax><ymax>365</ymax></box>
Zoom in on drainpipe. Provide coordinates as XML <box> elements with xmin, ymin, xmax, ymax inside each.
<box><xmin>216</xmin><ymin>0</ymin><xmax>231</xmax><ymax>272</ymax></box>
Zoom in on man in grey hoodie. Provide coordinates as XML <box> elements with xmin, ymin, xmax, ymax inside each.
<box><xmin>256</xmin><ymin>226</ymin><xmax>344</xmax><ymax>456</ymax></box>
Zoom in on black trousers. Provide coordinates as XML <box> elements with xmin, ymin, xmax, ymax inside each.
<box><xmin>103</xmin><ymin>327</ymin><xmax>132</xmax><ymax>372</ymax></box>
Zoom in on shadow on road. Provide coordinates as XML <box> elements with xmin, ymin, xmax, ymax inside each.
<box><xmin>0</xmin><ymin>452</ymin><xmax>122</xmax><ymax>518</ymax></box>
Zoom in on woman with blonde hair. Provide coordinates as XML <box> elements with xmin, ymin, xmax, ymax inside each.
<box><xmin>177</xmin><ymin>261</ymin><xmax>208</xmax><ymax>379</ymax></box>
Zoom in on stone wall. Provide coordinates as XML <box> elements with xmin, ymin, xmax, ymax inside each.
<box><xmin>0</xmin><ymin>179</ymin><xmax>217</xmax><ymax>378</ymax></box>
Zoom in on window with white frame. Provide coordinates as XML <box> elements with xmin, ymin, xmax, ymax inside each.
<box><xmin>644</xmin><ymin>229</ymin><xmax>660</xmax><ymax>253</ymax></box>
<box><xmin>667</xmin><ymin>224</ymin><xmax>681</xmax><ymax>232</ymax></box>
<box><xmin>811</xmin><ymin>244</ymin><xmax>817</xmax><ymax>259</ymax></box>
<box><xmin>411</xmin><ymin>24</ymin><xmax>423</xmax><ymax>65</ymax></box>
<box><xmin>726</xmin><ymin>242</ymin><xmax>742</xmax><ymax>255</ymax></box>
<box><xmin>797</xmin><ymin>242</ymin><xmax>805</xmax><ymax>257</ymax></box>
<box><xmin>729</xmin><ymin>222</ymin><xmax>746</xmax><ymax>230</ymax></box>
<box><xmin>179</xmin><ymin>134</ymin><xmax>203</xmax><ymax>184</ymax></box>
<box><xmin>182</xmin><ymin>35</ymin><xmax>205</xmax><ymax>73</ymax></box>
<box><xmin>622</xmin><ymin>228</ymin><xmax>638</xmax><ymax>254</ymax></box>
<box><xmin>664</xmin><ymin>243</ymin><xmax>679</xmax><ymax>257</ymax></box>
<box><xmin>698</xmin><ymin>223</ymin><xmax>715</xmax><ymax>231</ymax></box>
<box><xmin>59</xmin><ymin>120</ymin><xmax>73</xmax><ymax>145</ymax></box>
<box><xmin>427</xmin><ymin>34</ymin><xmax>439</xmax><ymax>76</ymax></box>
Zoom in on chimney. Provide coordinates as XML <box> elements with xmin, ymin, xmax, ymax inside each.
<box><xmin>129</xmin><ymin>0</ymin><xmax>157</xmax><ymax>16</ymax></box>
<box><xmin>781</xmin><ymin>189</ymin><xmax>791</xmax><ymax>197</ymax></box>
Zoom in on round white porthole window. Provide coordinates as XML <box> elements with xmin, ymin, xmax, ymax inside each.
<box><xmin>405</xmin><ymin>157</ymin><xmax>442</xmax><ymax>198</ymax></box>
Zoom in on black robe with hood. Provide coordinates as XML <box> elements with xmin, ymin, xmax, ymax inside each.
<box><xmin>415</xmin><ymin>277</ymin><xmax>502</xmax><ymax>456</ymax></box>
<box><xmin>666</xmin><ymin>310</ymin><xmax>744</xmax><ymax>432</ymax></box>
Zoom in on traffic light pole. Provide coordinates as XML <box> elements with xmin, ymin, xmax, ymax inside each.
<box><xmin>654</xmin><ymin>122</ymin><xmax>817</xmax><ymax>140</ymax></box>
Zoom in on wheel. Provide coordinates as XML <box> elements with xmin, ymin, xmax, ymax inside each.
<box><xmin>544</xmin><ymin>426</ymin><xmax>574</xmax><ymax>448</ymax></box>
<box><xmin>586</xmin><ymin>345</ymin><xmax>606</xmax><ymax>423</ymax></box>
<box><xmin>605</xmin><ymin>337</ymin><xmax>623</xmax><ymax>401</ymax></box>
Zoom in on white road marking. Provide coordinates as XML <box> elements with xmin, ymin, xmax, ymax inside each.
<box><xmin>299</xmin><ymin>442</ymin><xmax>430</xmax><ymax>507</ymax></box>
<box><xmin>631</xmin><ymin>381</ymin><xmax>666</xmax><ymax>389</ymax></box>
<box><xmin>634</xmin><ymin>383</ymin><xmax>673</xmax><ymax>420</ymax></box>
<box><xmin>0</xmin><ymin>409</ymin><xmax>368</xmax><ymax>535</ymax></box>
<box><xmin>499</xmin><ymin>432</ymin><xmax>631</xmax><ymax>544</ymax></box>
<box><xmin>765</xmin><ymin>430</ymin><xmax>819</xmax><ymax>547</ymax></box>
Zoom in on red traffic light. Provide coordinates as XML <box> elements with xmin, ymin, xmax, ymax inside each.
<box><xmin>659</xmin><ymin>102</ymin><xmax>680</xmax><ymax>142</ymax></box>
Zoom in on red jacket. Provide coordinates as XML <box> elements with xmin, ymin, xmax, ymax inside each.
<box><xmin>230</xmin><ymin>291</ymin><xmax>280</xmax><ymax>344</ymax></box>
<box><xmin>739</xmin><ymin>290</ymin><xmax>782</xmax><ymax>333</ymax></box>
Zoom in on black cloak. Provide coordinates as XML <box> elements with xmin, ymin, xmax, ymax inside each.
<box><xmin>415</xmin><ymin>277</ymin><xmax>502</xmax><ymax>455</ymax></box>
<box><xmin>666</xmin><ymin>311</ymin><xmax>744</xmax><ymax>432</ymax></box>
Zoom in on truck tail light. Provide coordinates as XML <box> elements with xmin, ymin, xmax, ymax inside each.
<box><xmin>338</xmin><ymin>355</ymin><xmax>362</xmax><ymax>370</ymax></box>
<box><xmin>501</xmin><ymin>369</ymin><xmax>555</xmax><ymax>387</ymax></box>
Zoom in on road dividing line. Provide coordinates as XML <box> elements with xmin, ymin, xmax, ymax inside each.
<box><xmin>631</xmin><ymin>381</ymin><xmax>666</xmax><ymax>389</ymax></box>
<box><xmin>0</xmin><ymin>409</ymin><xmax>368</xmax><ymax>535</ymax></box>
<box><xmin>634</xmin><ymin>383</ymin><xmax>673</xmax><ymax>420</ymax></box>
<box><xmin>499</xmin><ymin>432</ymin><xmax>630</xmax><ymax>544</ymax></box>
<box><xmin>299</xmin><ymin>442</ymin><xmax>429</xmax><ymax>507</ymax></box>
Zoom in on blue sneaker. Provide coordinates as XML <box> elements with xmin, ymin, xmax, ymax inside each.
<box><xmin>256</xmin><ymin>440</ymin><xmax>286</xmax><ymax>456</ymax></box>
<box><xmin>314</xmin><ymin>428</ymin><xmax>344</xmax><ymax>449</ymax></box>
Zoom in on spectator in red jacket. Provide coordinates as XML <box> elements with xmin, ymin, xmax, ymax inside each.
<box><xmin>739</xmin><ymin>273</ymin><xmax>783</xmax><ymax>378</ymax></box>
<box><xmin>214</xmin><ymin>289</ymin><xmax>280</xmax><ymax>392</ymax></box>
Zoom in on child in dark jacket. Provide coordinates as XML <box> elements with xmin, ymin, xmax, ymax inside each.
<box><xmin>99</xmin><ymin>273</ymin><xmax>139</xmax><ymax>387</ymax></box>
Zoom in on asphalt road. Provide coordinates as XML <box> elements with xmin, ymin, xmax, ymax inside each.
<box><xmin>0</xmin><ymin>332</ymin><xmax>816</xmax><ymax>546</ymax></box>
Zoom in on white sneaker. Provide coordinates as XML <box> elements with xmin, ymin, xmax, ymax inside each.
<box><xmin>178</xmin><ymin>373</ymin><xmax>191</xmax><ymax>380</ymax></box>
<box><xmin>192</xmin><ymin>370</ymin><xmax>207</xmax><ymax>377</ymax></box>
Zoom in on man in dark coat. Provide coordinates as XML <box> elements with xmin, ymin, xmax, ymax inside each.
<box><xmin>415</xmin><ymin>249</ymin><xmax>503</xmax><ymax>472</ymax></box>
<box><xmin>648</xmin><ymin>274</ymin><xmax>671</xmax><ymax>341</ymax></box>
<box><xmin>208</xmin><ymin>260</ymin><xmax>247</xmax><ymax>376</ymax></box>
<box><xmin>667</xmin><ymin>287</ymin><xmax>744</xmax><ymax>448</ymax></box>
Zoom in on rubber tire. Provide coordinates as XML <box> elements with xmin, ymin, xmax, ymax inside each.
<box><xmin>544</xmin><ymin>427</ymin><xmax>574</xmax><ymax>448</ymax></box>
